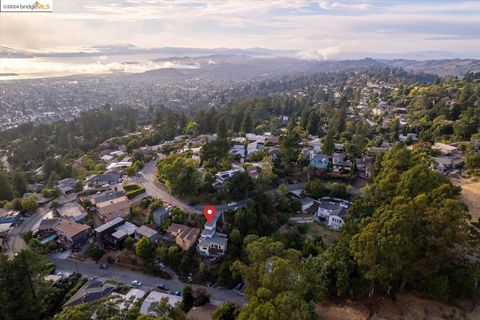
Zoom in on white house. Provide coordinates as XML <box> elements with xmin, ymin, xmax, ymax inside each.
<box><xmin>197</xmin><ymin>212</ymin><xmax>228</xmax><ymax>257</ymax></box>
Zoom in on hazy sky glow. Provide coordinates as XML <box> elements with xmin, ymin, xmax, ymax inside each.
<box><xmin>1</xmin><ymin>0</ymin><xmax>479</xmax><ymax>57</ymax></box>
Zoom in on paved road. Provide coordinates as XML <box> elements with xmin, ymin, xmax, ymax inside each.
<box><xmin>6</xmin><ymin>194</ymin><xmax>76</xmax><ymax>258</ymax></box>
<box><xmin>50</xmin><ymin>254</ymin><xmax>245</xmax><ymax>305</ymax></box>
<box><xmin>134</xmin><ymin>161</ymin><xmax>249</xmax><ymax>214</ymax></box>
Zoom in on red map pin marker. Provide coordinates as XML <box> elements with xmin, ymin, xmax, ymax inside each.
<box><xmin>203</xmin><ymin>205</ymin><xmax>217</xmax><ymax>223</ymax></box>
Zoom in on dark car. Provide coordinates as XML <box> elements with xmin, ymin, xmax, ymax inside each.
<box><xmin>157</xmin><ymin>283</ymin><xmax>168</xmax><ymax>290</ymax></box>
<box><xmin>99</xmin><ymin>264</ymin><xmax>109</xmax><ymax>270</ymax></box>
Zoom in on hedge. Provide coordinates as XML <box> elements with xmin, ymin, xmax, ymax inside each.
<box><xmin>123</xmin><ymin>183</ymin><xmax>146</xmax><ymax>199</ymax></box>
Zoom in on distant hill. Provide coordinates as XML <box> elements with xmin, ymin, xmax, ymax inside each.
<box><xmin>383</xmin><ymin>59</ymin><xmax>480</xmax><ymax>77</ymax></box>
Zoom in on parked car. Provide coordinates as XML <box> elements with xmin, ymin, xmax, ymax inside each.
<box><xmin>157</xmin><ymin>284</ymin><xmax>168</xmax><ymax>290</ymax></box>
<box><xmin>228</xmin><ymin>201</ymin><xmax>237</xmax><ymax>206</ymax></box>
<box><xmin>174</xmin><ymin>290</ymin><xmax>181</xmax><ymax>296</ymax></box>
<box><xmin>131</xmin><ymin>280</ymin><xmax>142</xmax><ymax>286</ymax></box>
<box><xmin>99</xmin><ymin>264</ymin><xmax>109</xmax><ymax>270</ymax></box>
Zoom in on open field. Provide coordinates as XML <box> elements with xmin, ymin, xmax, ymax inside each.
<box><xmin>452</xmin><ymin>177</ymin><xmax>480</xmax><ymax>222</ymax></box>
<box><xmin>304</xmin><ymin>222</ymin><xmax>341</xmax><ymax>247</ymax></box>
<box><xmin>315</xmin><ymin>293</ymin><xmax>479</xmax><ymax>320</ymax></box>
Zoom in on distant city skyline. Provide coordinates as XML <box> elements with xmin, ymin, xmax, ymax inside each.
<box><xmin>1</xmin><ymin>0</ymin><xmax>479</xmax><ymax>58</ymax></box>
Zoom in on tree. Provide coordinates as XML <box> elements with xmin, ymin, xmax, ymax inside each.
<box><xmin>232</xmin><ymin>237</ymin><xmax>317</xmax><ymax>320</ymax></box>
<box><xmin>181</xmin><ymin>286</ymin><xmax>194</xmax><ymax>312</ymax></box>
<box><xmin>200</xmin><ymin>139</ymin><xmax>231</xmax><ymax>169</ymax></box>
<box><xmin>307</xmin><ymin>112</ymin><xmax>319</xmax><ymax>136</ymax></box>
<box><xmin>279</xmin><ymin>131</ymin><xmax>301</xmax><ymax>172</ymax></box>
<box><xmin>135</xmin><ymin>238</ymin><xmax>155</xmax><ymax>261</ymax></box>
<box><xmin>304</xmin><ymin>180</ymin><xmax>325</xmax><ymax>199</ymax></box>
<box><xmin>147</xmin><ymin>200</ymin><xmax>163</xmax><ymax>223</ymax></box>
<box><xmin>216</xmin><ymin>117</ymin><xmax>228</xmax><ymax>139</ymax></box>
<box><xmin>241</xmin><ymin>112</ymin><xmax>253</xmax><ymax>133</ymax></box>
<box><xmin>21</xmin><ymin>196</ymin><xmax>38</xmax><ymax>213</ymax></box>
<box><xmin>124</xmin><ymin>236</ymin><xmax>135</xmax><ymax>250</ymax></box>
<box><xmin>157</xmin><ymin>154</ymin><xmax>203</xmax><ymax>195</ymax></box>
<box><xmin>466</xmin><ymin>152</ymin><xmax>480</xmax><ymax>169</ymax></box>
<box><xmin>0</xmin><ymin>170</ymin><xmax>14</xmax><ymax>201</ymax></box>
<box><xmin>85</xmin><ymin>243</ymin><xmax>105</xmax><ymax>262</ymax></box>
<box><xmin>185</xmin><ymin>121</ymin><xmax>200</xmax><ymax>136</ymax></box>
<box><xmin>12</xmin><ymin>172</ymin><xmax>27</xmax><ymax>197</ymax></box>
<box><xmin>212</xmin><ymin>302</ymin><xmax>239</xmax><ymax>320</ymax></box>
<box><xmin>0</xmin><ymin>249</ymin><xmax>53</xmax><ymax>320</ymax></box>
<box><xmin>350</xmin><ymin>144</ymin><xmax>473</xmax><ymax>297</ymax></box>
<box><xmin>322</xmin><ymin>128</ymin><xmax>335</xmax><ymax>155</ymax></box>
<box><xmin>225</xmin><ymin>172</ymin><xmax>254</xmax><ymax>200</ymax></box>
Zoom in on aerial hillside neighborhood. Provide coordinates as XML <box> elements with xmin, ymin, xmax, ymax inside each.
<box><xmin>1</xmin><ymin>68</ymin><xmax>479</xmax><ymax>319</ymax></box>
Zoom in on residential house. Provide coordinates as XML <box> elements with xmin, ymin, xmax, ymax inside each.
<box><xmin>152</xmin><ymin>206</ymin><xmax>172</xmax><ymax>226</ymax></box>
<box><xmin>398</xmin><ymin>133</ymin><xmax>418</xmax><ymax>143</ymax></box>
<box><xmin>309</xmin><ymin>154</ymin><xmax>329</xmax><ymax>174</ymax></box>
<box><xmin>140</xmin><ymin>291</ymin><xmax>182</xmax><ymax>316</ymax></box>
<box><xmin>197</xmin><ymin>212</ymin><xmax>228</xmax><ymax>258</ymax></box>
<box><xmin>214</xmin><ymin>168</ymin><xmax>242</xmax><ymax>185</ymax></box>
<box><xmin>54</xmin><ymin>219</ymin><xmax>91</xmax><ymax>249</ymax></box>
<box><xmin>62</xmin><ymin>279</ymin><xmax>115</xmax><ymax>308</ymax></box>
<box><xmin>106</xmin><ymin>161</ymin><xmax>132</xmax><ymax>172</ymax></box>
<box><xmin>90</xmin><ymin>191</ymin><xmax>125</xmax><ymax>206</ymax></box>
<box><xmin>433</xmin><ymin>155</ymin><xmax>464</xmax><ymax>174</ymax></box>
<box><xmin>110</xmin><ymin>221</ymin><xmax>137</xmax><ymax>245</ymax></box>
<box><xmin>300</xmin><ymin>197</ymin><xmax>315</xmax><ymax>212</ymax></box>
<box><xmin>34</xmin><ymin>218</ymin><xmax>59</xmax><ymax>238</ymax></box>
<box><xmin>186</xmin><ymin>304</ymin><xmax>218</xmax><ymax>320</ymax></box>
<box><xmin>356</xmin><ymin>156</ymin><xmax>374</xmax><ymax>179</ymax></box>
<box><xmin>94</xmin><ymin>217</ymin><xmax>125</xmax><ymax>242</ymax></box>
<box><xmin>247</xmin><ymin>141</ymin><xmax>265</xmax><ymax>156</ymax></box>
<box><xmin>96</xmin><ymin>196</ymin><xmax>131</xmax><ymax>222</ymax></box>
<box><xmin>113</xmin><ymin>288</ymin><xmax>146</xmax><ymax>311</ymax></box>
<box><xmin>432</xmin><ymin>142</ymin><xmax>458</xmax><ymax>155</ymax></box>
<box><xmin>332</xmin><ymin>153</ymin><xmax>353</xmax><ymax>173</ymax></box>
<box><xmin>94</xmin><ymin>217</ymin><xmax>137</xmax><ymax>248</ymax></box>
<box><xmin>85</xmin><ymin>173</ymin><xmax>122</xmax><ymax>187</ymax></box>
<box><xmin>315</xmin><ymin>198</ymin><xmax>351</xmax><ymax>230</ymax></box>
<box><xmin>167</xmin><ymin>223</ymin><xmax>200</xmax><ymax>251</ymax></box>
<box><xmin>135</xmin><ymin>225</ymin><xmax>159</xmax><ymax>243</ymax></box>
<box><xmin>56</xmin><ymin>202</ymin><xmax>88</xmax><ymax>222</ymax></box>
<box><xmin>229</xmin><ymin>145</ymin><xmax>245</xmax><ymax>158</ymax></box>
<box><xmin>58</xmin><ymin>178</ymin><xmax>77</xmax><ymax>195</ymax></box>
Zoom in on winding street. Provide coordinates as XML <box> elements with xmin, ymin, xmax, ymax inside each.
<box><xmin>50</xmin><ymin>254</ymin><xmax>245</xmax><ymax>305</ymax></box>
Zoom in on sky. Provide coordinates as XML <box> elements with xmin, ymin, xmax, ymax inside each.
<box><xmin>1</xmin><ymin>0</ymin><xmax>479</xmax><ymax>59</ymax></box>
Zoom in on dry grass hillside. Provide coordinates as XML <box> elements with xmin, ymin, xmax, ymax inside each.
<box><xmin>316</xmin><ymin>293</ymin><xmax>479</xmax><ymax>320</ymax></box>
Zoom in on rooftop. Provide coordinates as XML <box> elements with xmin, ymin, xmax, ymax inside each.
<box><xmin>140</xmin><ymin>291</ymin><xmax>182</xmax><ymax>315</ymax></box>
<box><xmin>57</xmin><ymin>202</ymin><xmax>87</xmax><ymax>221</ymax></box>
<box><xmin>55</xmin><ymin>219</ymin><xmax>90</xmax><ymax>238</ymax></box>
<box><xmin>94</xmin><ymin>217</ymin><xmax>125</xmax><ymax>233</ymax></box>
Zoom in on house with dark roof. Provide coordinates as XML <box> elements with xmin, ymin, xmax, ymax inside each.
<box><xmin>315</xmin><ymin>198</ymin><xmax>351</xmax><ymax>230</ymax></box>
<box><xmin>54</xmin><ymin>219</ymin><xmax>91</xmax><ymax>249</ymax></box>
<box><xmin>85</xmin><ymin>173</ymin><xmax>122</xmax><ymax>187</ymax></box>
<box><xmin>356</xmin><ymin>156</ymin><xmax>374</xmax><ymax>179</ymax></box>
<box><xmin>332</xmin><ymin>153</ymin><xmax>353</xmax><ymax>173</ymax></box>
<box><xmin>62</xmin><ymin>279</ymin><xmax>115</xmax><ymax>308</ymax></box>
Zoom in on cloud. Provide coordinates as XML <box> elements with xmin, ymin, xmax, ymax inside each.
<box><xmin>297</xmin><ymin>47</ymin><xmax>341</xmax><ymax>60</ymax></box>
<box><xmin>0</xmin><ymin>0</ymin><xmax>478</xmax><ymax>58</ymax></box>
<box><xmin>318</xmin><ymin>1</ymin><xmax>368</xmax><ymax>10</ymax></box>
<box><xmin>0</xmin><ymin>58</ymin><xmax>198</xmax><ymax>79</ymax></box>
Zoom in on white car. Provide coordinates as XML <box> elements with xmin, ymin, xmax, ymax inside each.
<box><xmin>228</xmin><ymin>202</ymin><xmax>237</xmax><ymax>206</ymax></box>
<box><xmin>131</xmin><ymin>280</ymin><xmax>142</xmax><ymax>286</ymax></box>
